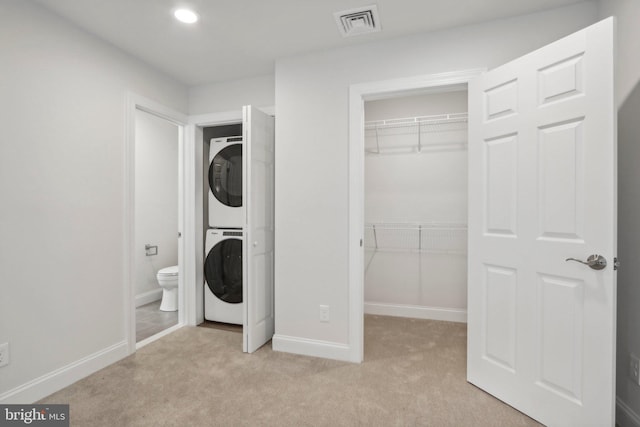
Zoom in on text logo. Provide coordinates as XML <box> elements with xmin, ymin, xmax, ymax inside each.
<box><xmin>0</xmin><ymin>405</ymin><xmax>68</xmax><ymax>427</ymax></box>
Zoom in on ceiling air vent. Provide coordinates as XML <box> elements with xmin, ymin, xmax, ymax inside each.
<box><xmin>334</xmin><ymin>5</ymin><xmax>381</xmax><ymax>37</ymax></box>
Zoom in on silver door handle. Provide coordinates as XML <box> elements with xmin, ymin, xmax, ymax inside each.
<box><xmin>565</xmin><ymin>254</ymin><xmax>607</xmax><ymax>270</ymax></box>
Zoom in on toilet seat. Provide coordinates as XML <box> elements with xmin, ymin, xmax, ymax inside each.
<box><xmin>158</xmin><ymin>265</ymin><xmax>178</xmax><ymax>277</ymax></box>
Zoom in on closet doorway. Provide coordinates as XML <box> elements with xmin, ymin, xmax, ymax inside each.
<box><xmin>363</xmin><ymin>86</ymin><xmax>468</xmax><ymax>324</ymax></box>
<box><xmin>351</xmin><ymin>20</ymin><xmax>617</xmax><ymax>425</ymax></box>
<box><xmin>348</xmin><ymin>70</ymin><xmax>482</xmax><ymax>363</ymax></box>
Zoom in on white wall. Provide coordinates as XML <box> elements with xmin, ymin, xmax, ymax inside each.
<box><xmin>188</xmin><ymin>74</ymin><xmax>274</xmax><ymax>115</ymax></box>
<box><xmin>0</xmin><ymin>0</ymin><xmax>187</xmax><ymax>401</ymax></box>
<box><xmin>364</xmin><ymin>91</ymin><xmax>468</xmax><ymax>223</ymax></box>
<box><xmin>274</xmin><ymin>2</ymin><xmax>598</xmax><ymax>354</ymax></box>
<box><xmin>365</xmin><ymin>90</ymin><xmax>468</xmax><ymax>122</ymax></box>
<box><xmin>363</xmin><ymin>91</ymin><xmax>468</xmax><ymax>316</ymax></box>
<box><xmin>134</xmin><ymin>110</ymin><xmax>179</xmax><ymax>302</ymax></box>
<box><xmin>597</xmin><ymin>1</ymin><xmax>640</xmax><ymax>425</ymax></box>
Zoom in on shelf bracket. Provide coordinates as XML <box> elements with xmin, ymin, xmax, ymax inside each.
<box><xmin>373</xmin><ymin>224</ymin><xmax>378</xmax><ymax>249</ymax></box>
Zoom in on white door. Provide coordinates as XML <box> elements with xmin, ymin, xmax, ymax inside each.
<box><xmin>242</xmin><ymin>105</ymin><xmax>276</xmax><ymax>353</ymax></box>
<box><xmin>467</xmin><ymin>18</ymin><xmax>616</xmax><ymax>426</ymax></box>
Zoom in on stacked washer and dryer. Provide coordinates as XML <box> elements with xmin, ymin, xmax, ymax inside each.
<box><xmin>204</xmin><ymin>134</ymin><xmax>244</xmax><ymax>325</ymax></box>
<box><xmin>201</xmin><ymin>106</ymin><xmax>275</xmax><ymax>352</ymax></box>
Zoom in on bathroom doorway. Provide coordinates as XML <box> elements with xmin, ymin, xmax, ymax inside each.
<box><xmin>134</xmin><ymin>109</ymin><xmax>180</xmax><ymax>343</ymax></box>
<box><xmin>124</xmin><ymin>94</ymin><xmax>188</xmax><ymax>351</ymax></box>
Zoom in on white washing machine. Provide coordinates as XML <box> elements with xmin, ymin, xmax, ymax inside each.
<box><xmin>204</xmin><ymin>228</ymin><xmax>243</xmax><ymax>325</ymax></box>
<box><xmin>208</xmin><ymin>136</ymin><xmax>243</xmax><ymax>228</ymax></box>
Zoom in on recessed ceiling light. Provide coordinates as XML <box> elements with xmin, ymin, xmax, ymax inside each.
<box><xmin>174</xmin><ymin>9</ymin><xmax>198</xmax><ymax>24</ymax></box>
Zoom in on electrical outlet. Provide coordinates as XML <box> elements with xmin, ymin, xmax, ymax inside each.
<box><xmin>319</xmin><ymin>305</ymin><xmax>330</xmax><ymax>323</ymax></box>
<box><xmin>629</xmin><ymin>354</ymin><xmax>640</xmax><ymax>385</ymax></box>
<box><xmin>0</xmin><ymin>342</ymin><xmax>9</xmax><ymax>368</ymax></box>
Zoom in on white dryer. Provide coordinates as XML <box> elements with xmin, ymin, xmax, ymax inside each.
<box><xmin>208</xmin><ymin>136</ymin><xmax>243</xmax><ymax>228</ymax></box>
<box><xmin>204</xmin><ymin>228</ymin><xmax>243</xmax><ymax>325</ymax></box>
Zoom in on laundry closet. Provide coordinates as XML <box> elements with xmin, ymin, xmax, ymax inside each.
<box><xmin>363</xmin><ymin>87</ymin><xmax>468</xmax><ymax>322</ymax></box>
<box><xmin>203</xmin><ymin>122</ymin><xmax>244</xmax><ymax>326</ymax></box>
<box><xmin>199</xmin><ymin>106</ymin><xmax>275</xmax><ymax>353</ymax></box>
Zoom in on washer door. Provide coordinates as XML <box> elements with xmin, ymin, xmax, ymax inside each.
<box><xmin>204</xmin><ymin>238</ymin><xmax>242</xmax><ymax>304</ymax></box>
<box><xmin>209</xmin><ymin>144</ymin><xmax>242</xmax><ymax>207</ymax></box>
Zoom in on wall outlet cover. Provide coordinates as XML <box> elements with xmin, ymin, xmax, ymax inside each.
<box><xmin>319</xmin><ymin>305</ymin><xmax>330</xmax><ymax>323</ymax></box>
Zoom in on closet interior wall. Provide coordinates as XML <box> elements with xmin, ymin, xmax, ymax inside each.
<box><xmin>364</xmin><ymin>88</ymin><xmax>468</xmax><ymax>322</ymax></box>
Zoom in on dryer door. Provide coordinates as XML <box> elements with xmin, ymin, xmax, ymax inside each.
<box><xmin>204</xmin><ymin>238</ymin><xmax>243</xmax><ymax>303</ymax></box>
<box><xmin>209</xmin><ymin>144</ymin><xmax>243</xmax><ymax>208</ymax></box>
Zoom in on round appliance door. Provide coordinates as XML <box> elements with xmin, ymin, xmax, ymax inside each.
<box><xmin>209</xmin><ymin>144</ymin><xmax>242</xmax><ymax>207</ymax></box>
<box><xmin>204</xmin><ymin>238</ymin><xmax>243</xmax><ymax>303</ymax></box>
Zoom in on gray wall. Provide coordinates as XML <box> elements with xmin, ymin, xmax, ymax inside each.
<box><xmin>273</xmin><ymin>2</ymin><xmax>598</xmax><ymax>349</ymax></box>
<box><xmin>0</xmin><ymin>0</ymin><xmax>187</xmax><ymax>401</ymax></box>
<box><xmin>189</xmin><ymin>74</ymin><xmax>274</xmax><ymax>115</ymax></box>
<box><xmin>134</xmin><ymin>110</ymin><xmax>180</xmax><ymax>302</ymax></box>
<box><xmin>598</xmin><ymin>1</ymin><xmax>640</xmax><ymax>425</ymax></box>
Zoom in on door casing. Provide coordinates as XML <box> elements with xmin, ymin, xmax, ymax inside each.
<box><xmin>348</xmin><ymin>69</ymin><xmax>484</xmax><ymax>363</ymax></box>
<box><xmin>124</xmin><ymin>93</ymin><xmax>188</xmax><ymax>352</ymax></box>
<box><xmin>186</xmin><ymin>107</ymin><xmax>275</xmax><ymax>327</ymax></box>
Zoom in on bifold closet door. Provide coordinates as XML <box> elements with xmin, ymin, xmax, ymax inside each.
<box><xmin>242</xmin><ymin>105</ymin><xmax>275</xmax><ymax>353</ymax></box>
<box><xmin>467</xmin><ymin>18</ymin><xmax>616</xmax><ymax>426</ymax></box>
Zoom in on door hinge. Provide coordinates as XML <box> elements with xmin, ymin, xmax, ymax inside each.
<box><xmin>614</xmin><ymin>257</ymin><xmax>620</xmax><ymax>270</ymax></box>
<box><xmin>360</xmin><ymin>238</ymin><xmax>363</xmax><ymax>247</ymax></box>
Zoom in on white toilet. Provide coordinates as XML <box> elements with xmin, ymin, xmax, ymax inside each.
<box><xmin>156</xmin><ymin>265</ymin><xmax>179</xmax><ymax>312</ymax></box>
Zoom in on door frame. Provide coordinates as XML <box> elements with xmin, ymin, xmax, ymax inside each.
<box><xmin>124</xmin><ymin>93</ymin><xmax>188</xmax><ymax>353</ymax></box>
<box><xmin>187</xmin><ymin>110</ymin><xmax>245</xmax><ymax>327</ymax></box>
<box><xmin>186</xmin><ymin>107</ymin><xmax>275</xmax><ymax>327</ymax></box>
<box><xmin>347</xmin><ymin>69</ymin><xmax>484</xmax><ymax>363</ymax></box>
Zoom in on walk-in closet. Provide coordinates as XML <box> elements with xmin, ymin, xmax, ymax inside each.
<box><xmin>364</xmin><ymin>86</ymin><xmax>468</xmax><ymax>322</ymax></box>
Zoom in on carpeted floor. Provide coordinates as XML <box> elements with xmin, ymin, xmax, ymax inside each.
<box><xmin>39</xmin><ymin>315</ymin><xmax>541</xmax><ymax>426</ymax></box>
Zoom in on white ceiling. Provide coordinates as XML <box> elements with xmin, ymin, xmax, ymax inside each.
<box><xmin>33</xmin><ymin>0</ymin><xmax>584</xmax><ymax>86</ymax></box>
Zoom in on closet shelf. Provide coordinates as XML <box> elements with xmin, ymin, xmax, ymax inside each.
<box><xmin>365</xmin><ymin>112</ymin><xmax>468</xmax><ymax>155</ymax></box>
<box><xmin>365</xmin><ymin>112</ymin><xmax>468</xmax><ymax>131</ymax></box>
<box><xmin>364</xmin><ymin>222</ymin><xmax>467</xmax><ymax>254</ymax></box>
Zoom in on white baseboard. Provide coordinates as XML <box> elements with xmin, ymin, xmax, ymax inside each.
<box><xmin>272</xmin><ymin>334</ymin><xmax>352</xmax><ymax>362</ymax></box>
<box><xmin>136</xmin><ymin>324</ymin><xmax>184</xmax><ymax>350</ymax></box>
<box><xmin>0</xmin><ymin>341</ymin><xmax>128</xmax><ymax>404</ymax></box>
<box><xmin>364</xmin><ymin>302</ymin><xmax>467</xmax><ymax>323</ymax></box>
<box><xmin>617</xmin><ymin>396</ymin><xmax>640</xmax><ymax>427</ymax></box>
<box><xmin>135</xmin><ymin>288</ymin><xmax>162</xmax><ymax>308</ymax></box>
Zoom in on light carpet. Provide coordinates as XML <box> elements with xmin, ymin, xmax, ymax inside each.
<box><xmin>39</xmin><ymin>315</ymin><xmax>541</xmax><ymax>426</ymax></box>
